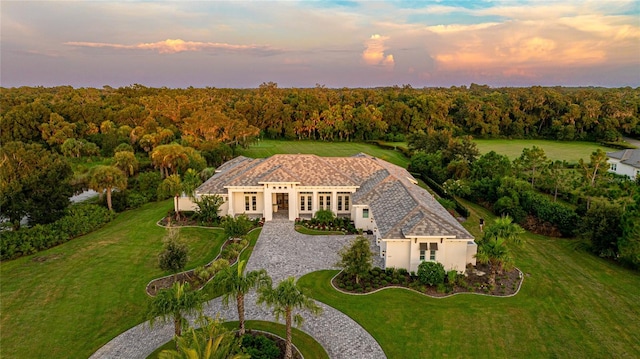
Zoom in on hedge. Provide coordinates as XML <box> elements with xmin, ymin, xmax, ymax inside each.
<box><xmin>414</xmin><ymin>173</ymin><xmax>471</xmax><ymax>218</ymax></box>
<box><xmin>520</xmin><ymin>191</ymin><xmax>579</xmax><ymax>237</ymax></box>
<box><xmin>367</xmin><ymin>140</ymin><xmax>413</xmax><ymax>158</ymax></box>
<box><xmin>0</xmin><ymin>203</ymin><xmax>114</xmax><ymax>260</ymax></box>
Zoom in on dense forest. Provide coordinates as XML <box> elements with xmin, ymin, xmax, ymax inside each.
<box><xmin>2</xmin><ymin>84</ymin><xmax>639</xmax><ymax>154</ymax></box>
<box><xmin>1</xmin><ymin>84</ymin><xmax>639</xmax><ymax>268</ymax></box>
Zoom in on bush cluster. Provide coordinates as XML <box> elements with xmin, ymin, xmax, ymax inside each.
<box><xmin>297</xmin><ymin>216</ymin><xmax>357</xmax><ymax>234</ymax></box>
<box><xmin>0</xmin><ymin>204</ymin><xmax>114</xmax><ymax>260</ymax></box>
<box><xmin>220</xmin><ymin>239</ymin><xmax>249</xmax><ymax>262</ymax></box>
<box><xmin>241</xmin><ymin>334</ymin><xmax>281</xmax><ymax>359</ymax></box>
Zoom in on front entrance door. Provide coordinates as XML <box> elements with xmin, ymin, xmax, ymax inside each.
<box><xmin>276</xmin><ymin>193</ymin><xmax>289</xmax><ymax>210</ymax></box>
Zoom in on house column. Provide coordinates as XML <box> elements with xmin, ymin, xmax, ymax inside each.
<box><xmin>312</xmin><ymin>190</ymin><xmax>319</xmax><ymax>214</ymax></box>
<box><xmin>264</xmin><ymin>185</ymin><xmax>273</xmax><ymax>221</ymax></box>
<box><xmin>227</xmin><ymin>189</ymin><xmax>235</xmax><ymax>217</ymax></box>
<box><xmin>288</xmin><ymin>186</ymin><xmax>298</xmax><ymax>221</ymax></box>
<box><xmin>331</xmin><ymin>190</ymin><xmax>338</xmax><ymax>214</ymax></box>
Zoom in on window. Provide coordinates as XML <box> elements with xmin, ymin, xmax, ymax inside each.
<box><xmin>300</xmin><ymin>193</ymin><xmax>312</xmax><ymax>212</ymax></box>
<box><xmin>337</xmin><ymin>193</ymin><xmax>350</xmax><ymax>212</ymax></box>
<box><xmin>419</xmin><ymin>250</ymin><xmax>426</xmax><ymax>261</ymax></box>
<box><xmin>611</xmin><ymin>163</ymin><xmax>617</xmax><ymax>171</ymax></box>
<box><xmin>430</xmin><ymin>250</ymin><xmax>436</xmax><ymax>261</ymax></box>
<box><xmin>244</xmin><ymin>192</ymin><xmax>257</xmax><ymax>211</ymax></box>
<box><xmin>362</xmin><ymin>208</ymin><xmax>369</xmax><ymax>218</ymax></box>
<box><xmin>319</xmin><ymin>192</ymin><xmax>331</xmax><ymax>210</ymax></box>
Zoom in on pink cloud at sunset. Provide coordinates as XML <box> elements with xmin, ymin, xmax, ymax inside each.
<box><xmin>362</xmin><ymin>34</ymin><xmax>395</xmax><ymax>69</ymax></box>
<box><xmin>64</xmin><ymin>39</ymin><xmax>279</xmax><ymax>55</ymax></box>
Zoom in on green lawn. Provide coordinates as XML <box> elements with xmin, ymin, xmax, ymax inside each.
<box><xmin>0</xmin><ymin>200</ymin><xmax>229</xmax><ymax>359</ymax></box>
<box><xmin>238</xmin><ymin>139</ymin><xmax>409</xmax><ymax>167</ymax></box>
<box><xmin>474</xmin><ymin>139</ymin><xmax>616</xmax><ymax>162</ymax></box>
<box><xmin>298</xmin><ymin>200</ymin><xmax>640</xmax><ymax>358</ymax></box>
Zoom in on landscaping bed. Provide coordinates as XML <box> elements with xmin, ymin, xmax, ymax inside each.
<box><xmin>294</xmin><ymin>216</ymin><xmax>357</xmax><ymax>234</ymax></box>
<box><xmin>146</xmin><ymin>237</ymin><xmax>249</xmax><ymax>296</ymax></box>
<box><xmin>332</xmin><ymin>263</ymin><xmax>523</xmax><ymax>297</ymax></box>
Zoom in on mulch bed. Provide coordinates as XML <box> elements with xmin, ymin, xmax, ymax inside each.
<box><xmin>145</xmin><ymin>237</ymin><xmax>245</xmax><ymax>296</ymax></box>
<box><xmin>333</xmin><ymin>263</ymin><xmax>524</xmax><ymax>297</ymax></box>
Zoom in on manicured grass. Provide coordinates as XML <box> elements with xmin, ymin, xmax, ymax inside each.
<box><xmin>238</xmin><ymin>139</ymin><xmax>409</xmax><ymax>167</ymax></box>
<box><xmin>0</xmin><ymin>201</ymin><xmax>228</xmax><ymax>359</ymax></box>
<box><xmin>294</xmin><ymin>225</ymin><xmax>346</xmax><ymax>236</ymax></box>
<box><xmin>474</xmin><ymin>139</ymin><xmax>616</xmax><ymax>162</ymax></box>
<box><xmin>298</xmin><ymin>200</ymin><xmax>640</xmax><ymax>358</ymax></box>
<box><xmin>146</xmin><ymin>320</ymin><xmax>329</xmax><ymax>359</ymax></box>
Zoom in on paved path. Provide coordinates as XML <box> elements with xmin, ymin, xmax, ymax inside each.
<box><xmin>90</xmin><ymin>221</ymin><xmax>385</xmax><ymax>359</ymax></box>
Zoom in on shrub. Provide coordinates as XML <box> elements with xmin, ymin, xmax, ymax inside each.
<box><xmin>314</xmin><ymin>209</ymin><xmax>335</xmax><ymax>224</ymax></box>
<box><xmin>0</xmin><ymin>204</ymin><xmax>113</xmax><ymax>260</ymax></box>
<box><xmin>223</xmin><ymin>214</ymin><xmax>254</xmax><ymax>238</ymax></box>
<box><xmin>417</xmin><ymin>261</ymin><xmax>446</xmax><ymax>286</ymax></box>
<box><xmin>241</xmin><ymin>334</ymin><xmax>281</xmax><ymax>359</ymax></box>
<box><xmin>194</xmin><ymin>195</ymin><xmax>224</xmax><ymax>224</ymax></box>
<box><xmin>158</xmin><ymin>230</ymin><xmax>188</xmax><ymax>274</ymax></box>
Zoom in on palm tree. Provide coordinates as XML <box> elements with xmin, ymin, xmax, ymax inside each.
<box><xmin>88</xmin><ymin>165</ymin><xmax>127</xmax><ymax>211</ymax></box>
<box><xmin>148</xmin><ymin>282</ymin><xmax>204</xmax><ymax>338</ymax></box>
<box><xmin>112</xmin><ymin>151</ymin><xmax>139</xmax><ymax>177</ymax></box>
<box><xmin>476</xmin><ymin>216</ymin><xmax>525</xmax><ymax>286</ymax></box>
<box><xmin>476</xmin><ymin>237</ymin><xmax>513</xmax><ymax>286</ymax></box>
<box><xmin>159</xmin><ymin>316</ymin><xmax>248</xmax><ymax>359</ymax></box>
<box><xmin>257</xmin><ymin>277</ymin><xmax>322</xmax><ymax>359</ymax></box>
<box><xmin>158</xmin><ymin>174</ymin><xmax>183</xmax><ymax>220</ymax></box>
<box><xmin>214</xmin><ymin>260</ymin><xmax>271</xmax><ymax>336</ymax></box>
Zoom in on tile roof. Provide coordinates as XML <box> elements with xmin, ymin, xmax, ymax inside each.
<box><xmin>608</xmin><ymin>149</ymin><xmax>640</xmax><ymax>169</ymax></box>
<box><xmin>196</xmin><ymin>153</ymin><xmax>473</xmax><ymax>240</ymax></box>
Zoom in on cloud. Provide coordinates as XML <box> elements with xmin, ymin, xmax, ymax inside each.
<box><xmin>64</xmin><ymin>38</ymin><xmax>281</xmax><ymax>55</ymax></box>
<box><xmin>362</xmin><ymin>34</ymin><xmax>395</xmax><ymax>69</ymax></box>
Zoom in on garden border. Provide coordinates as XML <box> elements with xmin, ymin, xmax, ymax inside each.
<box><xmin>329</xmin><ymin>267</ymin><xmax>525</xmax><ymax>299</ymax></box>
<box><xmin>145</xmin><ymin>222</ymin><xmax>261</xmax><ymax>296</ymax></box>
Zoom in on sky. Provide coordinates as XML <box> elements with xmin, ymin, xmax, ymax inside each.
<box><xmin>1</xmin><ymin>0</ymin><xmax>639</xmax><ymax>88</ymax></box>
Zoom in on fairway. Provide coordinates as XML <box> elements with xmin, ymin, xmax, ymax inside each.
<box><xmin>474</xmin><ymin>139</ymin><xmax>616</xmax><ymax>162</ymax></box>
<box><xmin>238</xmin><ymin>139</ymin><xmax>410</xmax><ymax>167</ymax></box>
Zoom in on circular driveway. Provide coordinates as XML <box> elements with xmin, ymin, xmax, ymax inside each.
<box><xmin>90</xmin><ymin>220</ymin><xmax>385</xmax><ymax>359</ymax></box>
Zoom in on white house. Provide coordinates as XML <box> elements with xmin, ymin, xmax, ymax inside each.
<box><xmin>181</xmin><ymin>153</ymin><xmax>476</xmax><ymax>273</ymax></box>
<box><xmin>607</xmin><ymin>149</ymin><xmax>640</xmax><ymax>180</ymax></box>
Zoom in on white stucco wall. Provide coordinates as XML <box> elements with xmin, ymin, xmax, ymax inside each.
<box><xmin>384</xmin><ymin>237</ymin><xmax>475</xmax><ymax>273</ymax></box>
<box><xmin>385</xmin><ymin>240</ymin><xmax>411</xmax><ymax>270</ymax></box>
<box><xmin>353</xmin><ymin>205</ymin><xmax>375</xmax><ymax>231</ymax></box>
<box><xmin>175</xmin><ymin>196</ymin><xmax>198</xmax><ymax>212</ymax></box>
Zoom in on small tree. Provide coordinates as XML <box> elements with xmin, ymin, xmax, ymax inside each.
<box><xmin>476</xmin><ymin>216</ymin><xmax>524</xmax><ymax>286</ymax></box>
<box><xmin>223</xmin><ymin>215</ymin><xmax>253</xmax><ymax>239</ymax></box>
<box><xmin>257</xmin><ymin>277</ymin><xmax>322</xmax><ymax>359</ymax></box>
<box><xmin>88</xmin><ymin>165</ymin><xmax>127</xmax><ymax>212</ymax></box>
<box><xmin>194</xmin><ymin>195</ymin><xmax>225</xmax><ymax>224</ymax></box>
<box><xmin>336</xmin><ymin>236</ymin><xmax>373</xmax><ymax>284</ymax></box>
<box><xmin>158</xmin><ymin>174</ymin><xmax>183</xmax><ymax>220</ymax></box>
<box><xmin>417</xmin><ymin>261</ymin><xmax>446</xmax><ymax>286</ymax></box>
<box><xmin>148</xmin><ymin>282</ymin><xmax>203</xmax><ymax>339</ymax></box>
<box><xmin>158</xmin><ymin>228</ymin><xmax>189</xmax><ymax>279</ymax></box>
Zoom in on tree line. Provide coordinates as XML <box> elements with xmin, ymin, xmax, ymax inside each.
<box><xmin>2</xmin><ymin>84</ymin><xmax>639</xmax><ymax>154</ymax></box>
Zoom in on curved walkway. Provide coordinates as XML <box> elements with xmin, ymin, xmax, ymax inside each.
<box><xmin>90</xmin><ymin>220</ymin><xmax>386</xmax><ymax>359</ymax></box>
